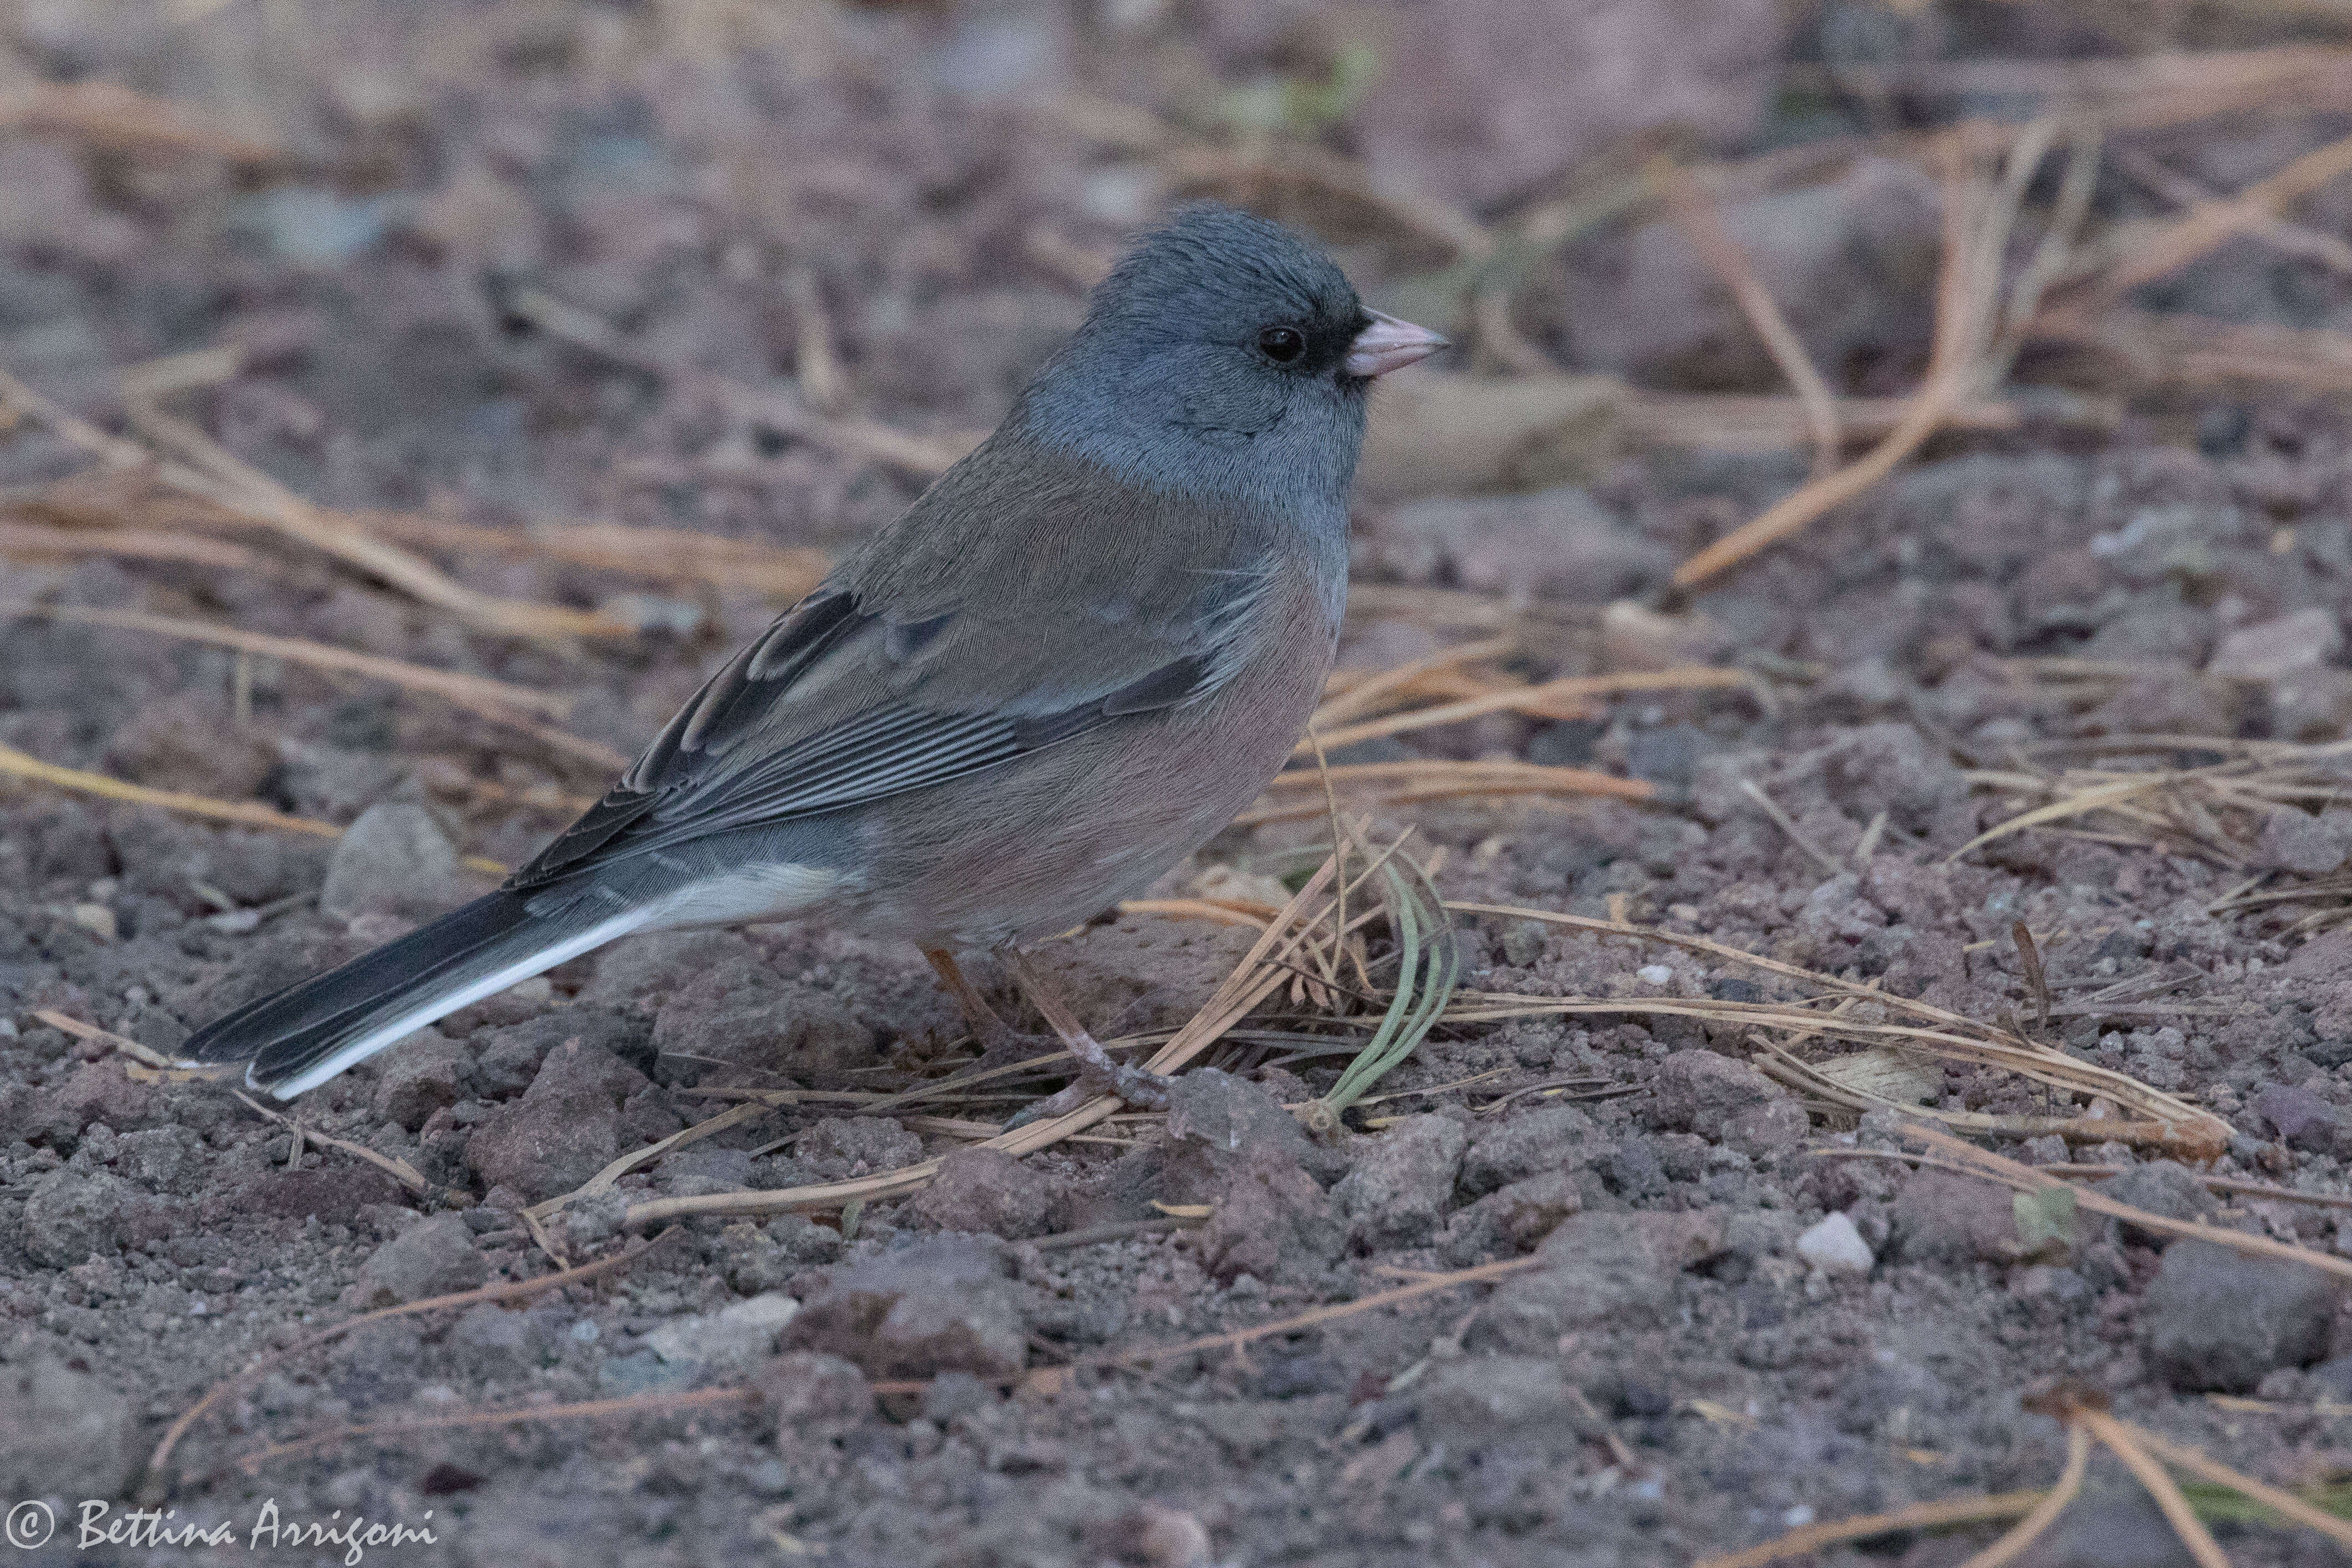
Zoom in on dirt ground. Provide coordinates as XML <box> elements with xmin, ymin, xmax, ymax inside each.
<box><xmin>12</xmin><ymin>2</ymin><xmax>2352</xmax><ymax>1565</ymax></box>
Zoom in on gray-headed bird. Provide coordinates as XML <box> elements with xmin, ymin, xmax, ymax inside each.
<box><xmin>180</xmin><ymin>203</ymin><xmax>1446</xmax><ymax>1118</ymax></box>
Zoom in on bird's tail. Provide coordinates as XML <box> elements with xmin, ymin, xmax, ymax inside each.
<box><xmin>177</xmin><ymin>890</ymin><xmax>654</xmax><ymax>1098</ymax></box>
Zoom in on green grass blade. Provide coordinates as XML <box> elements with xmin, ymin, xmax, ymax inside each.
<box><xmin>1316</xmin><ymin>848</ymin><xmax>1460</xmax><ymax>1121</ymax></box>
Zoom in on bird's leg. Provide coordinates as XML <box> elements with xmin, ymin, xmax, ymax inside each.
<box><xmin>924</xmin><ymin>947</ymin><xmax>1014</xmax><ymax>1051</ymax></box>
<box><xmin>922</xmin><ymin>948</ymin><xmax>1061</xmax><ymax>1072</ymax></box>
<box><xmin>999</xmin><ymin>944</ymin><xmax>1173</xmax><ymax>1122</ymax></box>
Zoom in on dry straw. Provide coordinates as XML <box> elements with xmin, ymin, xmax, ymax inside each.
<box><xmin>1445</xmin><ymin>903</ymin><xmax>2231</xmax><ymax>1157</ymax></box>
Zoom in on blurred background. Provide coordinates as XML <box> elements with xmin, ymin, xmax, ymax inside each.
<box><xmin>14</xmin><ymin>5</ymin><xmax>2352</xmax><ymax>1560</ymax></box>
<box><xmin>0</xmin><ymin>0</ymin><xmax>2348</xmax><ymax>770</ymax></box>
<box><xmin>4</xmin><ymin>0</ymin><xmax>2352</xmax><ymax>773</ymax></box>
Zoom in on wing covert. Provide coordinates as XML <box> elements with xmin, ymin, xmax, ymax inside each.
<box><xmin>506</xmin><ymin>572</ymin><xmax>1258</xmax><ymax>893</ymax></box>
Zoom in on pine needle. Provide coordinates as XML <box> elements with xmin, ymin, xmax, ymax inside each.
<box><xmin>1314</xmin><ymin>846</ymin><xmax>1460</xmax><ymax>1123</ymax></box>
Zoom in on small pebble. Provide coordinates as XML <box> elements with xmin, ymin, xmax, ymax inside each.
<box><xmin>1795</xmin><ymin>1213</ymin><xmax>1875</xmax><ymax>1277</ymax></box>
<box><xmin>1637</xmin><ymin>964</ymin><xmax>1673</xmax><ymax>985</ymax></box>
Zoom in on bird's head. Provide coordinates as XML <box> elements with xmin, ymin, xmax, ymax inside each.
<box><xmin>1010</xmin><ymin>203</ymin><xmax>1445</xmax><ymax>515</ymax></box>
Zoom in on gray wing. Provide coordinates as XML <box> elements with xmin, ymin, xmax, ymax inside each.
<box><xmin>508</xmin><ymin>558</ymin><xmax>1272</xmax><ymax>893</ymax></box>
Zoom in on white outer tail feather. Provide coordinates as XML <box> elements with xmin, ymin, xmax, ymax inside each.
<box><xmin>254</xmin><ymin>906</ymin><xmax>659</xmax><ymax>1099</ymax></box>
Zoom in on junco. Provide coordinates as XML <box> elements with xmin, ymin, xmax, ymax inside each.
<box><xmin>180</xmin><ymin>203</ymin><xmax>1446</xmax><ymax>1113</ymax></box>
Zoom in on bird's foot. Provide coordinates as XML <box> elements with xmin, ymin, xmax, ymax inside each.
<box><xmin>995</xmin><ymin>943</ymin><xmax>1173</xmax><ymax>1126</ymax></box>
<box><xmin>928</xmin><ymin>943</ymin><xmax>1173</xmax><ymax>1127</ymax></box>
<box><xmin>924</xmin><ymin>948</ymin><xmax>1050</xmax><ymax>1075</ymax></box>
<box><xmin>1004</xmin><ymin>1053</ymin><xmax>1173</xmax><ymax>1129</ymax></box>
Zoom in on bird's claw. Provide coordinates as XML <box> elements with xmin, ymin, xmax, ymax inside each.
<box><xmin>1004</xmin><ymin>1057</ymin><xmax>1173</xmax><ymax>1129</ymax></box>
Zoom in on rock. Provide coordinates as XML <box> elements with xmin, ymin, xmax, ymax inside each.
<box><xmin>110</xmin><ymin>1127</ymin><xmax>205</xmax><ymax>1195</ymax></box>
<box><xmin>920</xmin><ymin>1370</ymin><xmax>999</xmax><ymax>1426</ymax></box>
<box><xmin>1460</xmin><ymin>1104</ymin><xmax>1602</xmax><ymax>1196</ymax></box>
<box><xmin>599</xmin><ymin>1345</ymin><xmax>695</xmax><ymax>1399</ymax></box>
<box><xmin>768</xmin><ymin>1214</ymin><xmax>846</xmax><ymax>1264</ymax></box>
<box><xmin>1889</xmin><ymin>1169</ymin><xmax>2038</xmax><ymax>1266</ymax></box>
<box><xmin>756</xmin><ymin>1351</ymin><xmax>873</xmax><ymax>1442</ymax></box>
<box><xmin>1361</xmin><ymin>487</ymin><xmax>1671</xmax><ymax>604</ymax></box>
<box><xmin>906</xmin><ymin>1147</ymin><xmax>1068</xmax><ymax>1239</ymax></box>
<box><xmin>373</xmin><ymin>1028</ymin><xmax>470</xmax><ymax>1131</ymax></box>
<box><xmin>1499</xmin><ymin>913</ymin><xmax>1564</xmax><ymax>960</ymax></box>
<box><xmin>1164</xmin><ymin>1067</ymin><xmax>1342</xmax><ymax>1183</ymax></box>
<box><xmin>38</xmin><ymin>1061</ymin><xmax>166</xmax><ymax>1144</ymax></box>
<box><xmin>2011</xmin><ymin>1265</ymin><xmax>2091</xmax><ymax>1309</ymax></box>
<box><xmin>449</xmin><ymin>1301</ymin><xmax>560</xmax><ymax>1381</ymax></box>
<box><xmin>2083</xmin><ymin>602</ymin><xmax>2212</xmax><ymax>666</ymax></box>
<box><xmin>645</xmin><ymin>1294</ymin><xmax>802</xmax><ymax>1376</ymax></box>
<box><xmin>2144</xmin><ymin>1239</ymin><xmax>2333</xmax><ymax>1392</ymax></box>
<box><xmin>2208</xmin><ymin>608</ymin><xmax>2343</xmax><ymax>680</ymax></box>
<box><xmin>783</xmin><ymin>1236</ymin><xmax>1027</xmax><ymax>1381</ymax></box>
<box><xmin>1132</xmin><ymin>1069</ymin><xmax>1351</xmax><ymax>1283</ymax></box>
<box><xmin>465</xmin><ymin>1038</ymin><xmax>671</xmax><ymax>1202</ymax></box>
<box><xmin>1645</xmin><ymin>1050</ymin><xmax>1782</xmax><ymax>1140</ymax></box>
<box><xmin>1190</xmin><ymin>1146</ymin><xmax>1347</xmax><ymax>1286</ymax></box>
<box><xmin>1413</xmin><ymin>1356</ymin><xmax>1594</xmax><ymax>1440</ymax></box>
<box><xmin>0</xmin><ymin>1081</ymin><xmax>36</xmax><ymax>1145</ymax></box>
<box><xmin>1449</xmin><ymin>1168</ymin><xmax>1586</xmax><ymax>1255</ymax></box>
<box><xmin>798</xmin><ymin>1116</ymin><xmax>924</xmax><ymax>1178</ymax></box>
<box><xmin>1347</xmin><ymin>0</ymin><xmax>1785</xmax><ymax>211</ymax></box>
<box><xmin>2260</xmin><ymin>808</ymin><xmax>2350</xmax><ymax>876</ymax></box>
<box><xmin>319</xmin><ymin>802</ymin><xmax>474</xmax><ymax>922</ymax></box>
<box><xmin>1724</xmin><ymin>1210</ymin><xmax>1799</xmax><ymax>1267</ymax></box>
<box><xmin>1470</xmin><ymin>1209</ymin><xmax>1725</xmax><ymax>1351</ymax></box>
<box><xmin>659</xmin><ymin>1146</ymin><xmax>755</xmax><ymax>1199</ymax></box>
<box><xmin>1654</xmin><ymin>1133</ymin><xmax>1711</xmax><ymax>1182</ymax></box>
<box><xmin>2307</xmin><ymin>1355</ymin><xmax>2352</xmax><ymax>1403</ymax></box>
<box><xmin>1720</xmin><ymin>1098</ymin><xmax>1810</xmax><ymax>1157</ymax></box>
<box><xmin>2095</xmin><ymin>1161</ymin><xmax>2218</xmax><ymax>1248</ymax></box>
<box><xmin>1106</xmin><ymin>1503</ymin><xmax>1213</xmax><ymax>1568</ymax></box>
<box><xmin>1565</xmin><ymin>156</ymin><xmax>1936</xmax><ymax>391</ymax></box>
<box><xmin>1625</xmin><ymin>724</ymin><xmax>1717</xmax><ymax>790</ymax></box>
<box><xmin>2273</xmin><ymin>665</ymin><xmax>2352</xmax><ymax>741</ymax></box>
<box><xmin>1603</xmin><ymin>602</ymin><xmax>1735</xmax><ymax>676</ymax></box>
<box><xmin>223</xmin><ymin>1165</ymin><xmax>405</xmax><ymax>1223</ymax></box>
<box><xmin>1821</xmin><ymin>656</ymin><xmax>1908</xmax><ymax>714</ymax></box>
<box><xmin>1795</xmin><ymin>1212</ymin><xmax>1875</xmax><ymax>1277</ymax></box>
<box><xmin>558</xmin><ymin>1192</ymin><xmax>630</xmax><ymax>1253</ymax></box>
<box><xmin>22</xmin><ymin>1167</ymin><xmax>130</xmax><ymax>1267</ymax></box>
<box><xmin>105</xmin><ymin>695</ymin><xmax>278</xmax><ymax>800</ymax></box>
<box><xmin>1040</xmin><ymin>1115</ymin><xmax>1309</xmax><ymax>1295</ymax></box>
<box><xmin>470</xmin><ymin>1009</ymin><xmax>647</xmax><ymax>1099</ymax></box>
<box><xmin>1332</xmin><ymin>1113</ymin><xmax>1467</xmax><ymax>1249</ymax></box>
<box><xmin>2253</xmin><ymin>1082</ymin><xmax>2346</xmax><ymax>1154</ymax></box>
<box><xmin>0</xmin><ymin>1356</ymin><xmax>139</xmax><ymax>1498</ymax></box>
<box><xmin>356</xmin><ymin>1213</ymin><xmax>487</xmax><ymax>1307</ymax></box>
<box><xmin>1596</xmin><ymin>1135</ymin><xmax>1669</xmax><ymax>1199</ymax></box>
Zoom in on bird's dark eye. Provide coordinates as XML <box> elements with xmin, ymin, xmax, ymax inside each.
<box><xmin>1257</xmin><ymin>325</ymin><xmax>1306</xmax><ymax>363</ymax></box>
